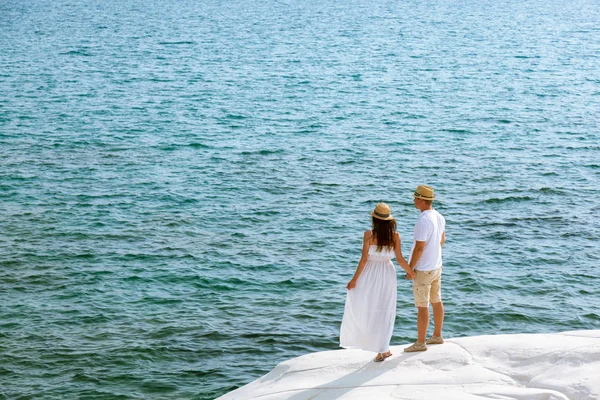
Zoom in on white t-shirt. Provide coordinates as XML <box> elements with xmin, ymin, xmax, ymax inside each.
<box><xmin>410</xmin><ymin>209</ymin><xmax>445</xmax><ymax>271</ymax></box>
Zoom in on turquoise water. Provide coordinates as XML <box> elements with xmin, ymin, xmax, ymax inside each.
<box><xmin>1</xmin><ymin>0</ymin><xmax>600</xmax><ymax>398</ymax></box>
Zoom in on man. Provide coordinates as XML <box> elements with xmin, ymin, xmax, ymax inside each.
<box><xmin>404</xmin><ymin>185</ymin><xmax>446</xmax><ymax>352</ymax></box>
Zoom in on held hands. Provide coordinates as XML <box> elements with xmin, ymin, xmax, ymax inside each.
<box><xmin>346</xmin><ymin>278</ymin><xmax>357</xmax><ymax>290</ymax></box>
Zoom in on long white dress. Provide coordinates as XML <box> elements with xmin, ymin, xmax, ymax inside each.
<box><xmin>339</xmin><ymin>245</ymin><xmax>397</xmax><ymax>353</ymax></box>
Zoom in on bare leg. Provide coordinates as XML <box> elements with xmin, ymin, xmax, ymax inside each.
<box><xmin>417</xmin><ymin>306</ymin><xmax>429</xmax><ymax>344</ymax></box>
<box><xmin>432</xmin><ymin>301</ymin><xmax>444</xmax><ymax>337</ymax></box>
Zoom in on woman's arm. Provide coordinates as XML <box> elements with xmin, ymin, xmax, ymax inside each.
<box><xmin>347</xmin><ymin>230</ymin><xmax>371</xmax><ymax>290</ymax></box>
<box><xmin>394</xmin><ymin>232</ymin><xmax>414</xmax><ymax>278</ymax></box>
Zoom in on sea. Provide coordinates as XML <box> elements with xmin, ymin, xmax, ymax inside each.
<box><xmin>1</xmin><ymin>0</ymin><xmax>599</xmax><ymax>398</ymax></box>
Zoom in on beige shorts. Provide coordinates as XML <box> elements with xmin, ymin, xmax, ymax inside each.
<box><xmin>412</xmin><ymin>267</ymin><xmax>442</xmax><ymax>308</ymax></box>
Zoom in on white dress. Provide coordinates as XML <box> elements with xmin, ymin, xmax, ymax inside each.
<box><xmin>339</xmin><ymin>245</ymin><xmax>397</xmax><ymax>353</ymax></box>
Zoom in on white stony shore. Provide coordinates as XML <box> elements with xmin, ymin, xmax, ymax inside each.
<box><xmin>217</xmin><ymin>330</ymin><xmax>600</xmax><ymax>400</ymax></box>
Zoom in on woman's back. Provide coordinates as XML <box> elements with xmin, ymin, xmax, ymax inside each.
<box><xmin>367</xmin><ymin>244</ymin><xmax>395</xmax><ymax>261</ymax></box>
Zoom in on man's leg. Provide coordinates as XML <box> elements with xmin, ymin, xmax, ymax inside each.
<box><xmin>405</xmin><ymin>272</ymin><xmax>431</xmax><ymax>352</ymax></box>
<box><xmin>429</xmin><ymin>268</ymin><xmax>444</xmax><ymax>338</ymax></box>
<box><xmin>432</xmin><ymin>301</ymin><xmax>444</xmax><ymax>337</ymax></box>
<box><xmin>417</xmin><ymin>306</ymin><xmax>429</xmax><ymax>344</ymax></box>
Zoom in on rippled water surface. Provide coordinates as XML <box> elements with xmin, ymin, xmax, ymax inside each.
<box><xmin>1</xmin><ymin>0</ymin><xmax>600</xmax><ymax>398</ymax></box>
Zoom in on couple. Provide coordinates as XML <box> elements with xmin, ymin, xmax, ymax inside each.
<box><xmin>339</xmin><ymin>185</ymin><xmax>446</xmax><ymax>362</ymax></box>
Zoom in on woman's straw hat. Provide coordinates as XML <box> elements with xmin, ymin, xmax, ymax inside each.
<box><xmin>370</xmin><ymin>203</ymin><xmax>394</xmax><ymax>221</ymax></box>
<box><xmin>412</xmin><ymin>185</ymin><xmax>435</xmax><ymax>201</ymax></box>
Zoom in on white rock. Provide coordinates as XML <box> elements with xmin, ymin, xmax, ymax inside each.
<box><xmin>217</xmin><ymin>330</ymin><xmax>600</xmax><ymax>400</ymax></box>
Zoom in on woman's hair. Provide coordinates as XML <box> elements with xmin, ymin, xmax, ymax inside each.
<box><xmin>371</xmin><ymin>217</ymin><xmax>397</xmax><ymax>251</ymax></box>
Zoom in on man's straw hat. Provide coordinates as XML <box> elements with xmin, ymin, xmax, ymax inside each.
<box><xmin>412</xmin><ymin>185</ymin><xmax>435</xmax><ymax>201</ymax></box>
<box><xmin>370</xmin><ymin>203</ymin><xmax>394</xmax><ymax>221</ymax></box>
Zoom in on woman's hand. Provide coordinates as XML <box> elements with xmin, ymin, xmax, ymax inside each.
<box><xmin>405</xmin><ymin>269</ymin><xmax>415</xmax><ymax>280</ymax></box>
<box><xmin>346</xmin><ymin>278</ymin><xmax>357</xmax><ymax>290</ymax></box>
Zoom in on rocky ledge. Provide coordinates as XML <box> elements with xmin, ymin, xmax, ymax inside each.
<box><xmin>218</xmin><ymin>330</ymin><xmax>600</xmax><ymax>399</ymax></box>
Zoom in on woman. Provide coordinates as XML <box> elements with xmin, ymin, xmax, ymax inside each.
<box><xmin>340</xmin><ymin>203</ymin><xmax>414</xmax><ymax>362</ymax></box>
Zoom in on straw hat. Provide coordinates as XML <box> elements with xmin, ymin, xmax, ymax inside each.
<box><xmin>370</xmin><ymin>203</ymin><xmax>394</xmax><ymax>220</ymax></box>
<box><xmin>412</xmin><ymin>185</ymin><xmax>435</xmax><ymax>201</ymax></box>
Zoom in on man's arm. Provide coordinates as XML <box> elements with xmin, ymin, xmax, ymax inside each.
<box><xmin>441</xmin><ymin>231</ymin><xmax>446</xmax><ymax>247</ymax></box>
<box><xmin>409</xmin><ymin>241</ymin><xmax>426</xmax><ymax>271</ymax></box>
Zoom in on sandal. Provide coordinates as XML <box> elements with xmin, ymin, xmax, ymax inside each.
<box><xmin>426</xmin><ymin>336</ymin><xmax>444</xmax><ymax>345</ymax></box>
<box><xmin>374</xmin><ymin>351</ymin><xmax>392</xmax><ymax>362</ymax></box>
<box><xmin>403</xmin><ymin>342</ymin><xmax>427</xmax><ymax>352</ymax></box>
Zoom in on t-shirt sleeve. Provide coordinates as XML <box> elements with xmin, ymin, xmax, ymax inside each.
<box><xmin>414</xmin><ymin>218</ymin><xmax>431</xmax><ymax>241</ymax></box>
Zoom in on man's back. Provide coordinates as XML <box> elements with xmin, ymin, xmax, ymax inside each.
<box><xmin>411</xmin><ymin>209</ymin><xmax>445</xmax><ymax>271</ymax></box>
